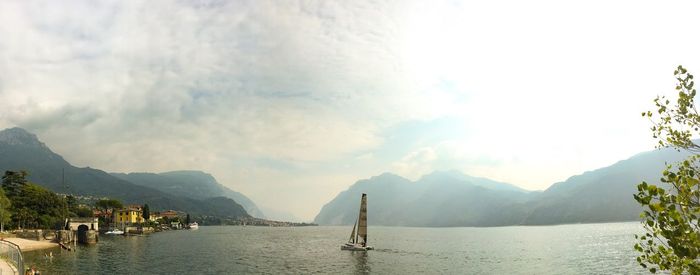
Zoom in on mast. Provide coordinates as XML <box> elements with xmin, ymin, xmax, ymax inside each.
<box><xmin>357</xmin><ymin>193</ymin><xmax>368</xmax><ymax>246</ymax></box>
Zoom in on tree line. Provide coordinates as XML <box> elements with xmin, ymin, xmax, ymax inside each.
<box><xmin>0</xmin><ymin>170</ymin><xmax>129</xmax><ymax>231</ymax></box>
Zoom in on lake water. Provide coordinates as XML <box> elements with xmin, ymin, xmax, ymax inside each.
<box><xmin>24</xmin><ymin>222</ymin><xmax>646</xmax><ymax>274</ymax></box>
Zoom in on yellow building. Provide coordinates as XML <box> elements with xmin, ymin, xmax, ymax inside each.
<box><xmin>114</xmin><ymin>207</ymin><xmax>144</xmax><ymax>224</ymax></box>
<box><xmin>148</xmin><ymin>213</ymin><xmax>161</xmax><ymax>222</ymax></box>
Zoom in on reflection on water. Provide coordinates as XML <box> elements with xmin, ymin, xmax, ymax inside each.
<box><xmin>22</xmin><ymin>223</ymin><xmax>646</xmax><ymax>274</ymax></box>
<box><xmin>350</xmin><ymin>251</ymin><xmax>371</xmax><ymax>274</ymax></box>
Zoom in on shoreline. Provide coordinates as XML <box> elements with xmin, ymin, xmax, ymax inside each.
<box><xmin>3</xmin><ymin>238</ymin><xmax>59</xmax><ymax>251</ymax></box>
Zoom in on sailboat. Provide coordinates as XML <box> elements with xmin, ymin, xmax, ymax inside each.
<box><xmin>341</xmin><ymin>193</ymin><xmax>374</xmax><ymax>251</ymax></box>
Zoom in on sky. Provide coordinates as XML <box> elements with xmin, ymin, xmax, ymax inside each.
<box><xmin>0</xmin><ymin>0</ymin><xmax>699</xmax><ymax>220</ymax></box>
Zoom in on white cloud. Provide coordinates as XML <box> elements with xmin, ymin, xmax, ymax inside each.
<box><xmin>391</xmin><ymin>147</ymin><xmax>438</xmax><ymax>179</ymax></box>
<box><xmin>0</xmin><ymin>0</ymin><xmax>426</xmax><ymax>219</ymax></box>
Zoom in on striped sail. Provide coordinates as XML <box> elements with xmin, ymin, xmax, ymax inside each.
<box><xmin>357</xmin><ymin>193</ymin><xmax>368</xmax><ymax>246</ymax></box>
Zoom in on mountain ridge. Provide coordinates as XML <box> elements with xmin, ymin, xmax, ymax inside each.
<box><xmin>314</xmin><ymin>146</ymin><xmax>688</xmax><ymax>227</ymax></box>
<box><xmin>112</xmin><ymin>170</ymin><xmax>266</xmax><ymax>218</ymax></box>
<box><xmin>0</xmin><ymin>127</ymin><xmax>251</xmax><ymax>220</ymax></box>
<box><xmin>314</xmin><ymin>170</ymin><xmax>536</xmax><ymax>226</ymax></box>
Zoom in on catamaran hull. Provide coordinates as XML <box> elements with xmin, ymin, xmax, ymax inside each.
<box><xmin>341</xmin><ymin>243</ymin><xmax>373</xmax><ymax>251</ymax></box>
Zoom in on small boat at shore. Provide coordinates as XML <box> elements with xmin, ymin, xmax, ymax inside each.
<box><xmin>105</xmin><ymin>229</ymin><xmax>124</xmax><ymax>235</ymax></box>
<box><xmin>188</xmin><ymin>222</ymin><xmax>199</xmax><ymax>229</ymax></box>
<box><xmin>341</xmin><ymin>193</ymin><xmax>373</xmax><ymax>251</ymax></box>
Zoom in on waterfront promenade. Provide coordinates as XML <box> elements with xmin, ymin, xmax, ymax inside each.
<box><xmin>0</xmin><ymin>238</ymin><xmax>57</xmax><ymax>274</ymax></box>
<box><xmin>0</xmin><ymin>258</ymin><xmax>16</xmax><ymax>275</ymax></box>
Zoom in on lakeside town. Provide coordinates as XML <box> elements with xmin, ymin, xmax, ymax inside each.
<box><xmin>0</xmin><ymin>170</ymin><xmax>315</xmax><ymax>274</ymax></box>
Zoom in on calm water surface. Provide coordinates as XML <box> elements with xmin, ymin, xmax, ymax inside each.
<box><xmin>25</xmin><ymin>222</ymin><xmax>645</xmax><ymax>274</ymax></box>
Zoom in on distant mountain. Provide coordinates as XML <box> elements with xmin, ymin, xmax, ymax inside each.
<box><xmin>0</xmin><ymin>127</ymin><xmax>249</xmax><ymax>219</ymax></box>
<box><xmin>112</xmin><ymin>171</ymin><xmax>265</xmax><ymax>218</ymax></box>
<box><xmin>419</xmin><ymin>170</ymin><xmax>529</xmax><ymax>193</ymax></box>
<box><xmin>315</xmin><ymin>148</ymin><xmax>689</xmax><ymax>227</ymax></box>
<box><xmin>314</xmin><ymin>171</ymin><xmax>536</xmax><ymax>226</ymax></box>
<box><xmin>261</xmin><ymin>207</ymin><xmax>303</xmax><ymax>222</ymax></box>
<box><xmin>518</xmin><ymin>147</ymin><xmax>689</xmax><ymax>225</ymax></box>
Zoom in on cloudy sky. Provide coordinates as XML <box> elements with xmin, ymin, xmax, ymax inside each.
<box><xmin>1</xmin><ymin>0</ymin><xmax>699</xmax><ymax>220</ymax></box>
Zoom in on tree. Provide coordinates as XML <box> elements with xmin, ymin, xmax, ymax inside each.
<box><xmin>2</xmin><ymin>170</ymin><xmax>28</xmax><ymax>198</ymax></box>
<box><xmin>12</xmin><ymin>184</ymin><xmax>67</xmax><ymax>229</ymax></box>
<box><xmin>95</xmin><ymin>199</ymin><xmax>123</xmax><ymax>214</ymax></box>
<box><xmin>185</xmin><ymin>213</ymin><xmax>190</xmax><ymax>225</ymax></box>
<box><xmin>143</xmin><ymin>204</ymin><xmax>150</xmax><ymax>221</ymax></box>
<box><xmin>0</xmin><ymin>188</ymin><xmax>11</xmax><ymax>232</ymax></box>
<box><xmin>65</xmin><ymin>195</ymin><xmax>77</xmax><ymax>210</ymax></box>
<box><xmin>95</xmin><ymin>199</ymin><xmax>123</xmax><ymax>224</ymax></box>
<box><xmin>14</xmin><ymin>208</ymin><xmax>30</xmax><ymax>229</ymax></box>
<box><xmin>1</xmin><ymin>171</ymin><xmax>68</xmax><ymax>229</ymax></box>
<box><xmin>65</xmin><ymin>195</ymin><xmax>92</xmax><ymax>218</ymax></box>
<box><xmin>73</xmin><ymin>207</ymin><xmax>93</xmax><ymax>218</ymax></box>
<box><xmin>635</xmin><ymin>65</ymin><xmax>700</xmax><ymax>274</ymax></box>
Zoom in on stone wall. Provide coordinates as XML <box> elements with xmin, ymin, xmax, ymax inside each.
<box><xmin>16</xmin><ymin>230</ymin><xmax>44</xmax><ymax>241</ymax></box>
<box><xmin>57</xmin><ymin>230</ymin><xmax>73</xmax><ymax>243</ymax></box>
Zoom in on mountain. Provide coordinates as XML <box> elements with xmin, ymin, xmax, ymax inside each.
<box><xmin>260</xmin><ymin>207</ymin><xmax>303</xmax><ymax>222</ymax></box>
<box><xmin>0</xmin><ymin>127</ymin><xmax>249</xmax><ymax>219</ymax></box>
<box><xmin>419</xmin><ymin>170</ymin><xmax>529</xmax><ymax>193</ymax></box>
<box><xmin>314</xmin><ymin>148</ymin><xmax>689</xmax><ymax>227</ymax></box>
<box><xmin>314</xmin><ymin>171</ymin><xmax>536</xmax><ymax>226</ymax></box>
<box><xmin>112</xmin><ymin>171</ymin><xmax>265</xmax><ymax>218</ymax></box>
<box><xmin>518</xmin><ymin>147</ymin><xmax>689</xmax><ymax>225</ymax></box>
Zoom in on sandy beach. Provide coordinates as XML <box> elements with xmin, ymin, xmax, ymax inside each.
<box><xmin>3</xmin><ymin>238</ymin><xmax>58</xmax><ymax>251</ymax></box>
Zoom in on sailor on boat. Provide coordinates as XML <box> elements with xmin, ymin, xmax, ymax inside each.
<box><xmin>341</xmin><ymin>193</ymin><xmax>373</xmax><ymax>251</ymax></box>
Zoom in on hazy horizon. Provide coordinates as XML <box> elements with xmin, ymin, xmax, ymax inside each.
<box><xmin>1</xmin><ymin>0</ymin><xmax>699</xmax><ymax>220</ymax></box>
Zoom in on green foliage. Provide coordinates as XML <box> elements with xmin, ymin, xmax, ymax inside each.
<box><xmin>2</xmin><ymin>170</ymin><xmax>28</xmax><ymax>198</ymax></box>
<box><xmin>65</xmin><ymin>195</ymin><xmax>93</xmax><ymax>218</ymax></box>
<box><xmin>139</xmin><ymin>220</ymin><xmax>156</xmax><ymax>228</ymax></box>
<box><xmin>636</xmin><ymin>65</ymin><xmax>700</xmax><ymax>274</ymax></box>
<box><xmin>65</xmin><ymin>195</ymin><xmax>77</xmax><ymax>210</ymax></box>
<box><xmin>16</xmin><ymin>184</ymin><xmax>68</xmax><ymax>229</ymax></box>
<box><xmin>143</xmin><ymin>204</ymin><xmax>150</xmax><ymax>220</ymax></box>
<box><xmin>186</xmin><ymin>213</ymin><xmax>190</xmax><ymax>225</ymax></box>
<box><xmin>0</xmin><ymin>188</ymin><xmax>11</xmax><ymax>231</ymax></box>
<box><xmin>73</xmin><ymin>206</ymin><xmax>94</xmax><ymax>218</ymax></box>
<box><xmin>95</xmin><ymin>198</ymin><xmax>123</xmax><ymax>212</ymax></box>
<box><xmin>1</xmin><ymin>179</ymin><xmax>68</xmax><ymax>229</ymax></box>
<box><xmin>95</xmin><ymin>198</ymin><xmax>123</xmax><ymax>224</ymax></box>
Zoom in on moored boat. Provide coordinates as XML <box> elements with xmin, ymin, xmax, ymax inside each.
<box><xmin>188</xmin><ymin>222</ymin><xmax>199</xmax><ymax>229</ymax></box>
<box><xmin>105</xmin><ymin>229</ymin><xmax>124</xmax><ymax>235</ymax></box>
